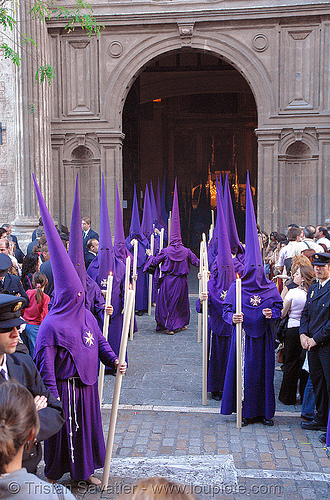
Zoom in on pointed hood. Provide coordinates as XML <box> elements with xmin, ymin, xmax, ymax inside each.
<box><xmin>224</xmin><ymin>172</ymin><xmax>282</xmax><ymax>337</ymax></box>
<box><xmin>207</xmin><ymin>184</ymin><xmax>235</xmax><ymax>335</ymax></box>
<box><xmin>129</xmin><ymin>185</ymin><xmax>144</xmax><ymax>239</ymax></box>
<box><xmin>32</xmin><ymin>174</ymin><xmax>100</xmax><ymax>386</ymax></box>
<box><xmin>114</xmin><ymin>182</ymin><xmax>132</xmax><ymax>265</ymax></box>
<box><xmin>242</xmin><ymin>171</ymin><xmax>269</xmax><ymax>289</ymax></box>
<box><xmin>156</xmin><ymin>178</ymin><xmax>162</xmax><ymax>220</ymax></box>
<box><xmin>68</xmin><ymin>174</ymin><xmax>87</xmax><ymax>289</ymax></box>
<box><xmin>141</xmin><ymin>184</ymin><xmax>153</xmax><ymax>238</ymax></box>
<box><xmin>161</xmin><ymin>175</ymin><xmax>168</xmax><ymax>223</ymax></box>
<box><xmin>166</xmin><ymin>179</ymin><xmax>188</xmax><ymax>261</ymax></box>
<box><xmin>149</xmin><ymin>180</ymin><xmax>158</xmax><ymax>226</ymax></box>
<box><xmin>217</xmin><ymin>174</ymin><xmax>224</xmax><ymax>206</ymax></box>
<box><xmin>97</xmin><ymin>173</ymin><xmax>115</xmax><ymax>287</ymax></box>
<box><xmin>223</xmin><ymin>175</ymin><xmax>244</xmax><ymax>258</ymax></box>
<box><xmin>170</xmin><ymin>179</ymin><xmax>182</xmax><ymax>245</ymax></box>
<box><xmin>216</xmin><ymin>191</ymin><xmax>235</xmax><ymax>283</ymax></box>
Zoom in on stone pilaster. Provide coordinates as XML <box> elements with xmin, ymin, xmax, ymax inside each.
<box><xmin>12</xmin><ymin>0</ymin><xmax>52</xmax><ymax>249</ymax></box>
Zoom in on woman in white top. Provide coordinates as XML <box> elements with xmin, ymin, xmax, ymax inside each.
<box><xmin>0</xmin><ymin>382</ymin><xmax>74</xmax><ymax>500</ymax></box>
<box><xmin>279</xmin><ymin>265</ymin><xmax>315</xmax><ymax>405</ymax></box>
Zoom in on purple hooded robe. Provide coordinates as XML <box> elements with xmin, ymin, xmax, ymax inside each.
<box><xmin>197</xmin><ymin>185</ymin><xmax>236</xmax><ymax>394</ymax></box>
<box><xmin>220</xmin><ymin>173</ymin><xmax>282</xmax><ymax>421</ymax></box>
<box><xmin>145</xmin><ymin>179</ymin><xmax>199</xmax><ymax>332</ymax></box>
<box><xmin>32</xmin><ymin>175</ymin><xmax>118</xmax><ymax>481</ymax></box>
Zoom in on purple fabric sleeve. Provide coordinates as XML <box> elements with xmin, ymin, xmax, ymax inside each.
<box><xmin>97</xmin><ymin>329</ymin><xmax>118</xmax><ymax>367</ymax></box>
<box><xmin>35</xmin><ymin>346</ymin><xmax>60</xmax><ymax>399</ymax></box>
<box><xmin>188</xmin><ymin>249</ymin><xmax>200</xmax><ymax>267</ymax></box>
<box><xmin>222</xmin><ymin>302</ymin><xmax>234</xmax><ymax>327</ymax></box>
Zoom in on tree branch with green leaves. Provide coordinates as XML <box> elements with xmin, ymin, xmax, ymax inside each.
<box><xmin>0</xmin><ymin>0</ymin><xmax>104</xmax><ymax>85</ymax></box>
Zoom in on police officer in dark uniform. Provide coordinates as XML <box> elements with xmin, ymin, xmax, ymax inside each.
<box><xmin>300</xmin><ymin>253</ymin><xmax>330</xmax><ymax>443</ymax></box>
<box><xmin>0</xmin><ymin>293</ymin><xmax>64</xmax><ymax>472</ymax></box>
<box><xmin>0</xmin><ymin>254</ymin><xmax>29</xmax><ymax>305</ymax></box>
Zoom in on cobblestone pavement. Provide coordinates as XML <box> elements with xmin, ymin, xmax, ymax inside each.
<box><xmin>38</xmin><ymin>275</ymin><xmax>330</xmax><ymax>499</ymax></box>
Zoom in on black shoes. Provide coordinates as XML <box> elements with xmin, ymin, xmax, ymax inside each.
<box><xmin>300</xmin><ymin>420</ymin><xmax>327</xmax><ymax>431</ymax></box>
<box><xmin>240</xmin><ymin>416</ymin><xmax>273</xmax><ymax>426</ymax></box>
<box><xmin>262</xmin><ymin>418</ymin><xmax>274</xmax><ymax>426</ymax></box>
<box><xmin>301</xmin><ymin>415</ymin><xmax>313</xmax><ymax>422</ymax></box>
<box><xmin>319</xmin><ymin>433</ymin><xmax>327</xmax><ymax>444</ymax></box>
<box><xmin>211</xmin><ymin>391</ymin><xmax>222</xmax><ymax>401</ymax></box>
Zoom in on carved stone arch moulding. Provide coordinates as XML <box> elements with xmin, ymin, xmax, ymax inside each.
<box><xmin>63</xmin><ymin>134</ymin><xmax>101</xmax><ymax>162</ymax></box>
<box><xmin>278</xmin><ymin>128</ymin><xmax>319</xmax><ymax>159</ymax></box>
<box><xmin>104</xmin><ymin>32</ymin><xmax>274</xmax><ymax>129</ymax></box>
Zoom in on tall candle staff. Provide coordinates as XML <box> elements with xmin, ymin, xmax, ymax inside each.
<box><xmin>236</xmin><ymin>273</ymin><xmax>243</xmax><ymax>429</ymax></box>
<box><xmin>159</xmin><ymin>227</ymin><xmax>164</xmax><ymax>278</ymax></box>
<box><xmin>123</xmin><ymin>255</ymin><xmax>131</xmax><ymax>313</ymax></box>
<box><xmin>148</xmin><ymin>233</ymin><xmax>154</xmax><ymax>316</ymax></box>
<box><xmin>101</xmin><ymin>286</ymin><xmax>135</xmax><ymax>489</ymax></box>
<box><xmin>197</xmin><ymin>240</ymin><xmax>203</xmax><ymax>343</ymax></box>
<box><xmin>98</xmin><ymin>272</ymin><xmax>113</xmax><ymax>404</ymax></box>
<box><xmin>202</xmin><ymin>266</ymin><xmax>209</xmax><ymax>406</ymax></box>
<box><xmin>129</xmin><ymin>240</ymin><xmax>138</xmax><ymax>341</ymax></box>
<box><xmin>168</xmin><ymin>210</ymin><xmax>172</xmax><ymax>244</ymax></box>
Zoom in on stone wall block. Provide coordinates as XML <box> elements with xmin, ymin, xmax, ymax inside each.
<box><xmin>279</xmin><ymin>26</ymin><xmax>319</xmax><ymax>112</ymax></box>
<box><xmin>61</xmin><ymin>37</ymin><xmax>100</xmax><ymax>118</ymax></box>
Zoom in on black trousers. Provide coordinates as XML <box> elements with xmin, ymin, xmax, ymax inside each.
<box><xmin>308</xmin><ymin>343</ymin><xmax>330</xmax><ymax>425</ymax></box>
<box><xmin>279</xmin><ymin>327</ymin><xmax>307</xmax><ymax>405</ymax></box>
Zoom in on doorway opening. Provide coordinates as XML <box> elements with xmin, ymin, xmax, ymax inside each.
<box><xmin>122</xmin><ymin>50</ymin><xmax>257</xmax><ymax>250</ymax></box>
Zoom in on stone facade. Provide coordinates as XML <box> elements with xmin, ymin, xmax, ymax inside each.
<box><xmin>1</xmin><ymin>0</ymin><xmax>330</xmax><ymax>242</ymax></box>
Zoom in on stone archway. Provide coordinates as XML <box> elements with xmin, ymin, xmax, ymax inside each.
<box><xmin>104</xmin><ymin>33</ymin><xmax>274</xmax><ymax>129</ymax></box>
<box><xmin>103</xmin><ymin>32</ymin><xmax>273</xmax><ymax>234</ymax></box>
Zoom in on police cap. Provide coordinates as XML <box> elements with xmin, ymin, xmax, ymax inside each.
<box><xmin>311</xmin><ymin>253</ymin><xmax>330</xmax><ymax>266</ymax></box>
<box><xmin>0</xmin><ymin>254</ymin><xmax>11</xmax><ymax>272</ymax></box>
<box><xmin>0</xmin><ymin>294</ymin><xmax>27</xmax><ymax>330</ymax></box>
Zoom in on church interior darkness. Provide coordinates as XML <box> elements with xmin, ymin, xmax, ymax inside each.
<box><xmin>122</xmin><ymin>50</ymin><xmax>258</xmax><ymax>249</ymax></box>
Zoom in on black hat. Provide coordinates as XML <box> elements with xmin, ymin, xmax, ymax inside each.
<box><xmin>311</xmin><ymin>253</ymin><xmax>330</xmax><ymax>266</ymax></box>
<box><xmin>0</xmin><ymin>254</ymin><xmax>11</xmax><ymax>272</ymax></box>
<box><xmin>0</xmin><ymin>295</ymin><xmax>27</xmax><ymax>330</ymax></box>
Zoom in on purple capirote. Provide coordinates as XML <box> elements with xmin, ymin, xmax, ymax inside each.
<box><xmin>125</xmin><ymin>185</ymin><xmax>149</xmax><ymax>312</ymax></box>
<box><xmin>87</xmin><ymin>174</ymin><xmax>126</xmax><ymax>357</ymax></box>
<box><xmin>68</xmin><ymin>174</ymin><xmax>105</xmax><ymax>326</ymax></box>
<box><xmin>32</xmin><ymin>174</ymin><xmax>119</xmax><ymax>481</ymax></box>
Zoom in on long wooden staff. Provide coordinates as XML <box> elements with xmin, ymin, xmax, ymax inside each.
<box><xmin>202</xmin><ymin>267</ymin><xmax>208</xmax><ymax>406</ymax></box>
<box><xmin>236</xmin><ymin>274</ymin><xmax>242</xmax><ymax>429</ymax></box>
<box><xmin>129</xmin><ymin>240</ymin><xmax>138</xmax><ymax>341</ymax></box>
<box><xmin>98</xmin><ymin>272</ymin><xmax>113</xmax><ymax>404</ymax></box>
<box><xmin>101</xmin><ymin>287</ymin><xmax>135</xmax><ymax>489</ymax></box>
<box><xmin>124</xmin><ymin>255</ymin><xmax>131</xmax><ymax>312</ymax></box>
<box><xmin>148</xmin><ymin>233</ymin><xmax>154</xmax><ymax>316</ymax></box>
<box><xmin>159</xmin><ymin>228</ymin><xmax>164</xmax><ymax>278</ymax></box>
<box><xmin>197</xmin><ymin>240</ymin><xmax>203</xmax><ymax>343</ymax></box>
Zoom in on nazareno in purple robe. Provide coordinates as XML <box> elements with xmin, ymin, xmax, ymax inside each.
<box><xmin>32</xmin><ymin>174</ymin><xmax>120</xmax><ymax>482</ymax></box>
<box><xmin>220</xmin><ymin>281</ymin><xmax>282</xmax><ymax>419</ymax></box>
<box><xmin>146</xmin><ymin>246</ymin><xmax>199</xmax><ymax>331</ymax></box>
<box><xmin>220</xmin><ymin>172</ymin><xmax>282</xmax><ymax>421</ymax></box>
<box><xmin>35</xmin><ymin>314</ymin><xmax>118</xmax><ymax>481</ymax></box>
